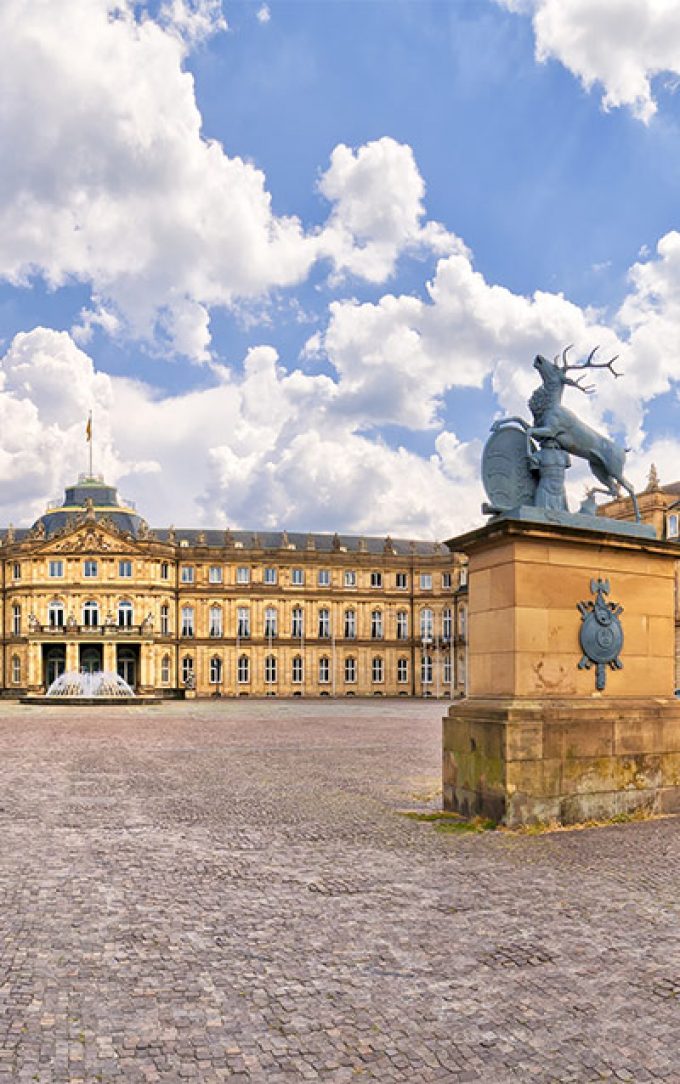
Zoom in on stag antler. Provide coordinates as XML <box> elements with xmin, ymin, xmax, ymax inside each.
<box><xmin>558</xmin><ymin>345</ymin><xmax>622</xmax><ymax>394</ymax></box>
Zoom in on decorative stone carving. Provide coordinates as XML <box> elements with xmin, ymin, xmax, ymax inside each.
<box><xmin>577</xmin><ymin>578</ymin><xmax>624</xmax><ymax>691</ymax></box>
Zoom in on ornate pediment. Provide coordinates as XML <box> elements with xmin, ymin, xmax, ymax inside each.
<box><xmin>33</xmin><ymin>519</ymin><xmax>138</xmax><ymax>555</ymax></box>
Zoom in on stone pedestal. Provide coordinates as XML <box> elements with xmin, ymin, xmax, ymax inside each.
<box><xmin>443</xmin><ymin>515</ymin><xmax>680</xmax><ymax>825</ymax></box>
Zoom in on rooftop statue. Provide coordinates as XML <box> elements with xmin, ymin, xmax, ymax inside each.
<box><xmin>482</xmin><ymin>347</ymin><xmax>641</xmax><ymax>522</ymax></box>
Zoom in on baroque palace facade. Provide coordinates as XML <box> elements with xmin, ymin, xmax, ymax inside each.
<box><xmin>0</xmin><ymin>475</ymin><xmax>468</xmax><ymax>698</ymax></box>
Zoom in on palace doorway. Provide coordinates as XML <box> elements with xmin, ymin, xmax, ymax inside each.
<box><xmin>43</xmin><ymin>645</ymin><xmax>66</xmax><ymax>688</ymax></box>
<box><xmin>80</xmin><ymin>645</ymin><xmax>103</xmax><ymax>673</ymax></box>
<box><xmin>116</xmin><ymin>645</ymin><xmax>138</xmax><ymax>689</ymax></box>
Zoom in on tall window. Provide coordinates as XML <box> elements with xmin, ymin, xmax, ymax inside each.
<box><xmin>49</xmin><ymin>560</ymin><xmax>63</xmax><ymax>578</ymax></box>
<box><xmin>371</xmin><ymin>610</ymin><xmax>383</xmax><ymax>639</ymax></box>
<box><xmin>370</xmin><ymin>571</ymin><xmax>383</xmax><ymax>588</ymax></box>
<box><xmin>397</xmin><ymin>657</ymin><xmax>408</xmax><ymax>684</ymax></box>
<box><xmin>209</xmin><ymin>566</ymin><xmax>223</xmax><ymax>584</ymax></box>
<box><xmin>420</xmin><ymin>608</ymin><xmax>434</xmax><ymax>641</ymax></box>
<box><xmin>344</xmin><ymin>570</ymin><xmax>356</xmax><ymax>587</ymax></box>
<box><xmin>442</xmin><ymin>572</ymin><xmax>452</xmax><ymax>589</ymax></box>
<box><xmin>83</xmin><ymin>559</ymin><xmax>98</xmax><ymax>578</ymax></box>
<box><xmin>318</xmin><ymin>608</ymin><xmax>330</xmax><ymax>638</ymax></box>
<box><xmin>160</xmin><ymin>561</ymin><xmax>170</xmax><ymax>580</ymax></box>
<box><xmin>181</xmin><ymin>606</ymin><xmax>195</xmax><ymax>637</ymax></box>
<box><xmin>236</xmin><ymin>566</ymin><xmax>250</xmax><ymax>584</ymax></box>
<box><xmin>444</xmin><ymin>656</ymin><xmax>452</xmax><ymax>685</ymax></box>
<box><xmin>421</xmin><ymin>653</ymin><xmax>433</xmax><ymax>685</ymax></box>
<box><xmin>292</xmin><ymin>655</ymin><xmax>303</xmax><ymax>684</ymax></box>
<box><xmin>372</xmin><ymin>656</ymin><xmax>384</xmax><ymax>683</ymax></box>
<box><xmin>48</xmin><ymin>600</ymin><xmax>64</xmax><ymax>628</ymax></box>
<box><xmin>209</xmin><ymin>656</ymin><xmax>223</xmax><ymax>684</ymax></box>
<box><xmin>119</xmin><ymin>559</ymin><xmax>132</xmax><ymax>578</ymax></box>
<box><xmin>459</xmin><ymin>607</ymin><xmax>467</xmax><ymax>637</ymax></box>
<box><xmin>442</xmin><ymin>608</ymin><xmax>452</xmax><ymax>641</ymax></box>
<box><xmin>181</xmin><ymin>655</ymin><xmax>194</xmax><ymax>684</ymax></box>
<box><xmin>318</xmin><ymin>569</ymin><xmax>330</xmax><ymax>587</ymax></box>
<box><xmin>181</xmin><ymin>565</ymin><xmax>195</xmax><ymax>583</ymax></box>
<box><xmin>291</xmin><ymin>607</ymin><xmax>304</xmax><ymax>637</ymax></box>
<box><xmin>396</xmin><ymin>611</ymin><xmax>408</xmax><ymax>640</ymax></box>
<box><xmin>237</xmin><ymin>607</ymin><xmax>250</xmax><ymax>637</ymax></box>
<box><xmin>82</xmin><ymin>600</ymin><xmax>99</xmax><ymax>627</ymax></box>
<box><xmin>11</xmin><ymin>655</ymin><xmax>20</xmax><ymax>683</ymax></box>
<box><xmin>264</xmin><ymin>607</ymin><xmax>278</xmax><ymax>638</ymax></box>
<box><xmin>668</xmin><ymin>514</ymin><xmax>679</xmax><ymax>539</ymax></box>
<box><xmin>160</xmin><ymin>604</ymin><xmax>170</xmax><ymax>635</ymax></box>
<box><xmin>263</xmin><ymin>567</ymin><xmax>277</xmax><ymax>585</ymax></box>
<box><xmin>118</xmin><ymin>600</ymin><xmax>133</xmax><ymax>627</ymax></box>
<box><xmin>264</xmin><ymin>655</ymin><xmax>277</xmax><ymax>683</ymax></box>
<box><xmin>420</xmin><ymin>573</ymin><xmax>433</xmax><ymax>590</ymax></box>
<box><xmin>12</xmin><ymin>563</ymin><xmax>20</xmax><ymax>580</ymax></box>
<box><xmin>459</xmin><ymin>567</ymin><xmax>468</xmax><ymax>588</ymax></box>
<box><xmin>344</xmin><ymin>657</ymin><xmax>356</xmax><ymax>683</ymax></box>
<box><xmin>344</xmin><ymin>609</ymin><xmax>356</xmax><ymax>639</ymax></box>
<box><xmin>209</xmin><ymin>605</ymin><xmax>223</xmax><ymax>637</ymax></box>
<box><xmin>161</xmin><ymin>654</ymin><xmax>171</xmax><ymax>685</ymax></box>
<box><xmin>291</xmin><ymin>568</ymin><xmax>304</xmax><ymax>586</ymax></box>
<box><xmin>318</xmin><ymin>656</ymin><xmax>330</xmax><ymax>683</ymax></box>
<box><xmin>11</xmin><ymin>604</ymin><xmax>21</xmax><ymax>635</ymax></box>
<box><xmin>396</xmin><ymin>572</ymin><xmax>408</xmax><ymax>589</ymax></box>
<box><xmin>237</xmin><ymin>654</ymin><xmax>250</xmax><ymax>683</ymax></box>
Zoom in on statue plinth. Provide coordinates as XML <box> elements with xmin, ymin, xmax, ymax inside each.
<box><xmin>443</xmin><ymin>515</ymin><xmax>680</xmax><ymax>825</ymax></box>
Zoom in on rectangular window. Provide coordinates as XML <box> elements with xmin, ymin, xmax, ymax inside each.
<box><xmin>181</xmin><ymin>656</ymin><xmax>194</xmax><ymax>684</ymax></box>
<box><xmin>420</xmin><ymin>608</ymin><xmax>434</xmax><ymax>641</ymax></box>
<box><xmin>12</xmin><ymin>563</ymin><xmax>20</xmax><ymax>580</ymax></box>
<box><xmin>421</xmin><ymin>654</ymin><xmax>433</xmax><ymax>685</ymax></box>
<box><xmin>209</xmin><ymin>657</ymin><xmax>223</xmax><ymax>684</ymax></box>
<box><xmin>344</xmin><ymin>610</ymin><xmax>356</xmax><ymax>639</ymax></box>
<box><xmin>209</xmin><ymin>566</ymin><xmax>223</xmax><ymax>584</ymax></box>
<box><xmin>459</xmin><ymin>608</ymin><xmax>467</xmax><ymax>636</ymax></box>
<box><xmin>370</xmin><ymin>571</ymin><xmax>383</xmax><ymax>588</ymax></box>
<box><xmin>444</xmin><ymin>656</ymin><xmax>452</xmax><ymax>685</ymax></box>
<box><xmin>291</xmin><ymin>608</ymin><xmax>304</xmax><ymax>637</ymax></box>
<box><xmin>49</xmin><ymin>560</ymin><xmax>63</xmax><ymax>578</ymax></box>
<box><xmin>181</xmin><ymin>606</ymin><xmax>194</xmax><ymax>637</ymax></box>
<box><xmin>459</xmin><ymin>567</ymin><xmax>468</xmax><ymax>588</ymax></box>
<box><xmin>237</xmin><ymin>655</ymin><xmax>250</xmax><ymax>683</ymax></box>
<box><xmin>160</xmin><ymin>605</ymin><xmax>170</xmax><ymax>636</ymax></box>
<box><xmin>292</xmin><ymin>656</ymin><xmax>303</xmax><ymax>684</ymax></box>
<box><xmin>236</xmin><ymin>566</ymin><xmax>250</xmax><ymax>585</ymax></box>
<box><xmin>119</xmin><ymin>559</ymin><xmax>132</xmax><ymax>578</ymax></box>
<box><xmin>264</xmin><ymin>655</ymin><xmax>277</xmax><ymax>683</ymax></box>
<box><xmin>12</xmin><ymin>605</ymin><xmax>20</xmax><ymax>636</ymax></box>
<box><xmin>344</xmin><ymin>570</ymin><xmax>357</xmax><ymax>587</ymax></box>
<box><xmin>442</xmin><ymin>572</ymin><xmax>452</xmax><ymax>589</ymax></box>
<box><xmin>11</xmin><ymin>656</ymin><xmax>20</xmax><ymax>684</ymax></box>
<box><xmin>181</xmin><ymin>565</ymin><xmax>195</xmax><ymax>584</ymax></box>
<box><xmin>318</xmin><ymin>609</ymin><xmax>330</xmax><ymax>638</ymax></box>
<box><xmin>237</xmin><ymin>607</ymin><xmax>250</xmax><ymax>638</ymax></box>
<box><xmin>161</xmin><ymin>562</ymin><xmax>170</xmax><ymax>580</ymax></box>
<box><xmin>371</xmin><ymin>610</ymin><xmax>383</xmax><ymax>639</ymax></box>
<box><xmin>396</xmin><ymin>572</ymin><xmax>408</xmax><ymax>589</ymax></box>
<box><xmin>318</xmin><ymin>657</ymin><xmax>330</xmax><ymax>683</ymax></box>
<box><xmin>420</xmin><ymin>573</ymin><xmax>432</xmax><ymax>590</ymax></box>
<box><xmin>263</xmin><ymin>567</ymin><xmax>277</xmax><ymax>585</ymax></box>
<box><xmin>396</xmin><ymin>611</ymin><xmax>408</xmax><ymax>640</ymax></box>
<box><xmin>318</xmin><ymin>569</ymin><xmax>330</xmax><ymax>587</ymax></box>
<box><xmin>397</xmin><ymin>658</ymin><xmax>408</xmax><ymax>683</ymax></box>
<box><xmin>264</xmin><ymin>608</ymin><xmax>278</xmax><ymax>638</ymax></box>
<box><xmin>372</xmin><ymin>657</ymin><xmax>384</xmax><ymax>683</ymax></box>
<box><xmin>291</xmin><ymin>568</ymin><xmax>305</xmax><ymax>586</ymax></box>
<box><xmin>443</xmin><ymin>608</ymin><xmax>452</xmax><ymax>640</ymax></box>
<box><xmin>83</xmin><ymin>559</ymin><xmax>98</xmax><ymax>578</ymax></box>
<box><xmin>209</xmin><ymin>606</ymin><xmax>223</xmax><ymax>637</ymax></box>
<box><xmin>344</xmin><ymin>657</ymin><xmax>356</xmax><ymax>683</ymax></box>
<box><xmin>160</xmin><ymin>656</ymin><xmax>171</xmax><ymax>685</ymax></box>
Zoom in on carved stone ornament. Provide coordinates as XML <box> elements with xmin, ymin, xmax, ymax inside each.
<box><xmin>577</xmin><ymin>578</ymin><xmax>624</xmax><ymax>691</ymax></box>
<box><xmin>482</xmin><ymin>422</ymin><xmax>537</xmax><ymax>514</ymax></box>
<box><xmin>52</xmin><ymin>528</ymin><xmax>114</xmax><ymax>553</ymax></box>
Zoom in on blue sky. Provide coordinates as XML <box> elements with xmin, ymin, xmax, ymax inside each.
<box><xmin>1</xmin><ymin>0</ymin><xmax>680</xmax><ymax>534</ymax></box>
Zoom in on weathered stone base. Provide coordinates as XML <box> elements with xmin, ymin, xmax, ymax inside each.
<box><xmin>443</xmin><ymin>697</ymin><xmax>680</xmax><ymax>826</ymax></box>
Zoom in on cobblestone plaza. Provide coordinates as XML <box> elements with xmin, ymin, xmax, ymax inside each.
<box><xmin>1</xmin><ymin>701</ymin><xmax>679</xmax><ymax>1082</ymax></box>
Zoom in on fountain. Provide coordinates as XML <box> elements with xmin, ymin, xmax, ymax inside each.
<box><xmin>47</xmin><ymin>670</ymin><xmax>135</xmax><ymax>699</ymax></box>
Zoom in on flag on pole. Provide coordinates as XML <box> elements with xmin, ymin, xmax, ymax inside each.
<box><xmin>86</xmin><ymin>413</ymin><xmax>92</xmax><ymax>442</ymax></box>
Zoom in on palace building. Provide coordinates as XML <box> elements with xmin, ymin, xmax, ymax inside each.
<box><xmin>0</xmin><ymin>475</ymin><xmax>467</xmax><ymax>698</ymax></box>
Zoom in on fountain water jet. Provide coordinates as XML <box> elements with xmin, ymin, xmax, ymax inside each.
<box><xmin>47</xmin><ymin>670</ymin><xmax>135</xmax><ymax>699</ymax></box>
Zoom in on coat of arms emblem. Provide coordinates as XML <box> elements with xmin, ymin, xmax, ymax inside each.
<box><xmin>577</xmin><ymin>578</ymin><xmax>624</xmax><ymax>691</ymax></box>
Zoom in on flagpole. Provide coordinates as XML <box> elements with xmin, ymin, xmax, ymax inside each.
<box><xmin>87</xmin><ymin>410</ymin><xmax>93</xmax><ymax>477</ymax></box>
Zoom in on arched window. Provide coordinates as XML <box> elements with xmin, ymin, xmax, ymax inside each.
<box><xmin>292</xmin><ymin>655</ymin><xmax>303</xmax><ymax>683</ymax></box>
<box><xmin>118</xmin><ymin>600</ymin><xmax>133</xmax><ymax>627</ymax></box>
<box><xmin>372</xmin><ymin>656</ymin><xmax>384</xmax><ymax>683</ymax></box>
<box><xmin>397</xmin><ymin>657</ymin><xmax>408</xmax><ymax>684</ymax></box>
<box><xmin>344</xmin><ymin>609</ymin><xmax>356</xmax><ymax>639</ymax></box>
<box><xmin>181</xmin><ymin>606</ymin><xmax>194</xmax><ymax>637</ymax></box>
<box><xmin>318</xmin><ymin>608</ymin><xmax>330</xmax><ymax>638</ymax></box>
<box><xmin>209</xmin><ymin>656</ymin><xmax>223</xmax><ymax>684</ymax></box>
<box><xmin>344</xmin><ymin>657</ymin><xmax>356</xmax><ymax>683</ymax></box>
<box><xmin>237</xmin><ymin>654</ymin><xmax>250</xmax><ymax>683</ymax></box>
<box><xmin>181</xmin><ymin>655</ymin><xmax>194</xmax><ymax>685</ymax></box>
<box><xmin>370</xmin><ymin>610</ymin><xmax>383</xmax><ymax>639</ymax></box>
<box><xmin>318</xmin><ymin>656</ymin><xmax>330</xmax><ymax>683</ymax></box>
<box><xmin>48</xmin><ymin>600</ymin><xmax>64</xmax><ymax>628</ymax></box>
<box><xmin>209</xmin><ymin>605</ymin><xmax>222</xmax><ymax>637</ymax></box>
<box><xmin>83</xmin><ymin>600</ymin><xmax>99</xmax><ymax>628</ymax></box>
<box><xmin>264</xmin><ymin>607</ymin><xmax>278</xmax><ymax>638</ymax></box>
<box><xmin>420</xmin><ymin>608</ymin><xmax>434</xmax><ymax>641</ymax></box>
<box><xmin>264</xmin><ymin>654</ymin><xmax>277</xmax><ymax>683</ymax></box>
<box><xmin>421</xmin><ymin>653</ymin><xmax>433</xmax><ymax>685</ymax></box>
<box><xmin>291</xmin><ymin>606</ymin><xmax>304</xmax><ymax>637</ymax></box>
<box><xmin>237</xmin><ymin>607</ymin><xmax>250</xmax><ymax>638</ymax></box>
<box><xmin>160</xmin><ymin>654</ymin><xmax>171</xmax><ymax>685</ymax></box>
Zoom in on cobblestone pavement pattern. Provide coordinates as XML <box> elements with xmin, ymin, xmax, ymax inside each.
<box><xmin>1</xmin><ymin>701</ymin><xmax>679</xmax><ymax>1083</ymax></box>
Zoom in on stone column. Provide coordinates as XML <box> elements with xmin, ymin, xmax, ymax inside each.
<box><xmin>65</xmin><ymin>641</ymin><xmax>79</xmax><ymax>673</ymax></box>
